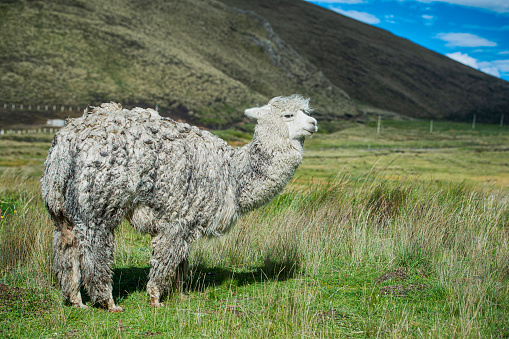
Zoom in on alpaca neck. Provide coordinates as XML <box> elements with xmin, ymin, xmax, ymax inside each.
<box><xmin>233</xmin><ymin>128</ymin><xmax>303</xmax><ymax>214</ymax></box>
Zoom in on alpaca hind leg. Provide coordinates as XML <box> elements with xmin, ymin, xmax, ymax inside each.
<box><xmin>147</xmin><ymin>230</ymin><xmax>189</xmax><ymax>307</ymax></box>
<box><xmin>52</xmin><ymin>219</ymin><xmax>87</xmax><ymax>309</ymax></box>
<box><xmin>79</xmin><ymin>226</ymin><xmax>123</xmax><ymax>312</ymax></box>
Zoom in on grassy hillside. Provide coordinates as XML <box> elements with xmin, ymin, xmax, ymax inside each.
<box><xmin>2</xmin><ymin>0</ymin><xmax>507</xmax><ymax>129</ymax></box>
<box><xmin>0</xmin><ymin>0</ymin><xmax>356</xmax><ymax>129</ymax></box>
<box><xmin>219</xmin><ymin>0</ymin><xmax>509</xmax><ymax>123</ymax></box>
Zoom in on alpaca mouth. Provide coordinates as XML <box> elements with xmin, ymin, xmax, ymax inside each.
<box><xmin>304</xmin><ymin>127</ymin><xmax>317</xmax><ymax>134</ymax></box>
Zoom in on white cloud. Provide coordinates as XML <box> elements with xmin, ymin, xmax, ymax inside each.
<box><xmin>446</xmin><ymin>52</ymin><xmax>509</xmax><ymax>78</ymax></box>
<box><xmin>385</xmin><ymin>14</ymin><xmax>396</xmax><ymax>23</ymax></box>
<box><xmin>413</xmin><ymin>0</ymin><xmax>509</xmax><ymax>13</ymax></box>
<box><xmin>422</xmin><ymin>14</ymin><xmax>435</xmax><ymax>25</ymax></box>
<box><xmin>499</xmin><ymin>51</ymin><xmax>509</xmax><ymax>55</ymax></box>
<box><xmin>436</xmin><ymin>33</ymin><xmax>497</xmax><ymax>47</ymax></box>
<box><xmin>447</xmin><ymin>52</ymin><xmax>479</xmax><ymax>68</ymax></box>
<box><xmin>331</xmin><ymin>8</ymin><xmax>381</xmax><ymax>24</ymax></box>
<box><xmin>479</xmin><ymin>66</ymin><xmax>501</xmax><ymax>77</ymax></box>
<box><xmin>489</xmin><ymin>60</ymin><xmax>509</xmax><ymax>73</ymax></box>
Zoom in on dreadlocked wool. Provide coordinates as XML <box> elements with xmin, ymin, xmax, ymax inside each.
<box><xmin>41</xmin><ymin>95</ymin><xmax>317</xmax><ymax>311</ymax></box>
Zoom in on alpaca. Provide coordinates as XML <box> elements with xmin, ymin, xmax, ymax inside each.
<box><xmin>41</xmin><ymin>95</ymin><xmax>317</xmax><ymax>312</ymax></box>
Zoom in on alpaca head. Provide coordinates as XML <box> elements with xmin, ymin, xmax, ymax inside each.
<box><xmin>245</xmin><ymin>95</ymin><xmax>318</xmax><ymax>140</ymax></box>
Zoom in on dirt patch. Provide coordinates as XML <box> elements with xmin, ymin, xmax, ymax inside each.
<box><xmin>376</xmin><ymin>267</ymin><xmax>408</xmax><ymax>283</ymax></box>
<box><xmin>0</xmin><ymin>283</ymin><xmax>30</xmax><ymax>305</ymax></box>
<box><xmin>0</xmin><ymin>282</ymin><xmax>52</xmax><ymax>315</ymax></box>
<box><xmin>379</xmin><ymin>284</ymin><xmax>427</xmax><ymax>297</ymax></box>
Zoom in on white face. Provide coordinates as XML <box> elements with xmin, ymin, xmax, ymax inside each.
<box><xmin>244</xmin><ymin>100</ymin><xmax>318</xmax><ymax>140</ymax></box>
<box><xmin>281</xmin><ymin>109</ymin><xmax>318</xmax><ymax>140</ymax></box>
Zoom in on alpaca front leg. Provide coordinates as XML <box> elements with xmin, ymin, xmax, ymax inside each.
<box><xmin>147</xmin><ymin>230</ymin><xmax>189</xmax><ymax>307</ymax></box>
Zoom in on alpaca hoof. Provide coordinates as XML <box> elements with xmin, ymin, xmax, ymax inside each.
<box><xmin>108</xmin><ymin>305</ymin><xmax>124</xmax><ymax>313</ymax></box>
<box><xmin>72</xmin><ymin>302</ymin><xmax>88</xmax><ymax>309</ymax></box>
<box><xmin>150</xmin><ymin>298</ymin><xmax>164</xmax><ymax>308</ymax></box>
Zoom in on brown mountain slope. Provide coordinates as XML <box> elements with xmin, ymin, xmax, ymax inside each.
<box><xmin>0</xmin><ymin>0</ymin><xmax>356</xmax><ymax>129</ymax></box>
<box><xmin>218</xmin><ymin>0</ymin><xmax>509</xmax><ymax>123</ymax></box>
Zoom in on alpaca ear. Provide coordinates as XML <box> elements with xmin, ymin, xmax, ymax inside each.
<box><xmin>245</xmin><ymin>105</ymin><xmax>271</xmax><ymax>120</ymax></box>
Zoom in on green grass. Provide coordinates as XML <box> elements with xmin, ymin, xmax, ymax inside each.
<box><xmin>0</xmin><ymin>120</ymin><xmax>508</xmax><ymax>337</ymax></box>
<box><xmin>297</xmin><ymin>120</ymin><xmax>509</xmax><ymax>190</ymax></box>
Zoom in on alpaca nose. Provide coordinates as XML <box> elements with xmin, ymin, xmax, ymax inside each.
<box><xmin>309</xmin><ymin>117</ymin><xmax>318</xmax><ymax>132</ymax></box>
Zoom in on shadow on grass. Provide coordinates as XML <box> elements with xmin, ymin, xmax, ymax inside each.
<box><xmin>110</xmin><ymin>258</ymin><xmax>300</xmax><ymax>303</ymax></box>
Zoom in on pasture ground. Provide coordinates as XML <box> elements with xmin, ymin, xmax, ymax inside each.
<box><xmin>0</xmin><ymin>120</ymin><xmax>508</xmax><ymax>338</ymax></box>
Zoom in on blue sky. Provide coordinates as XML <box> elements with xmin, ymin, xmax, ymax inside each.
<box><xmin>305</xmin><ymin>0</ymin><xmax>509</xmax><ymax>82</ymax></box>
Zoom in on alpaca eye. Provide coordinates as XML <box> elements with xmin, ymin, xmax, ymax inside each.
<box><xmin>284</xmin><ymin>114</ymin><xmax>294</xmax><ymax>119</ymax></box>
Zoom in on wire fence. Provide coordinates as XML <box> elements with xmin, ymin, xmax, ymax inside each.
<box><xmin>1</xmin><ymin>103</ymin><xmax>506</xmax><ymax>135</ymax></box>
<box><xmin>2</xmin><ymin>103</ymin><xmax>87</xmax><ymax>114</ymax></box>
<box><xmin>1</xmin><ymin>128</ymin><xmax>58</xmax><ymax>135</ymax></box>
<box><xmin>0</xmin><ymin>102</ymin><xmax>159</xmax><ymax>134</ymax></box>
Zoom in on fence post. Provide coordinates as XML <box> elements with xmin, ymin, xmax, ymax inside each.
<box><xmin>430</xmin><ymin>120</ymin><xmax>433</xmax><ymax>133</ymax></box>
<box><xmin>472</xmin><ymin>114</ymin><xmax>476</xmax><ymax>130</ymax></box>
<box><xmin>501</xmin><ymin>114</ymin><xmax>504</xmax><ymax>127</ymax></box>
<box><xmin>155</xmin><ymin>104</ymin><xmax>159</xmax><ymax>112</ymax></box>
<box><xmin>377</xmin><ymin>114</ymin><xmax>381</xmax><ymax>134</ymax></box>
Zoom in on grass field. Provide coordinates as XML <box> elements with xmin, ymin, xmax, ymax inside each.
<box><xmin>0</xmin><ymin>120</ymin><xmax>508</xmax><ymax>337</ymax></box>
<box><xmin>299</xmin><ymin>120</ymin><xmax>509</xmax><ymax>190</ymax></box>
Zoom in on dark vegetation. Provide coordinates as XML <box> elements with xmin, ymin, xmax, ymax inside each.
<box><xmin>218</xmin><ymin>0</ymin><xmax>509</xmax><ymax>123</ymax></box>
<box><xmin>1</xmin><ymin>0</ymin><xmax>508</xmax><ymax>130</ymax></box>
<box><xmin>0</xmin><ymin>0</ymin><xmax>356</xmax><ymax>129</ymax></box>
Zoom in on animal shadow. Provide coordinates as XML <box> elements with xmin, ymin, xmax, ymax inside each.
<box><xmin>109</xmin><ymin>257</ymin><xmax>300</xmax><ymax>303</ymax></box>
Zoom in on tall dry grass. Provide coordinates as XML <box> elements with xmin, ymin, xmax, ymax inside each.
<box><xmin>0</xmin><ymin>172</ymin><xmax>53</xmax><ymax>288</ymax></box>
<box><xmin>190</xmin><ymin>172</ymin><xmax>509</xmax><ymax>336</ymax></box>
<box><xmin>1</xmin><ymin>170</ymin><xmax>508</xmax><ymax>336</ymax></box>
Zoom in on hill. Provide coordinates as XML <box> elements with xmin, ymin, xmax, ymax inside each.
<box><xmin>219</xmin><ymin>0</ymin><xmax>509</xmax><ymax>123</ymax></box>
<box><xmin>1</xmin><ymin>0</ymin><xmax>508</xmax><ymax>129</ymax></box>
<box><xmin>0</xmin><ymin>0</ymin><xmax>356</xmax><ymax>129</ymax></box>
